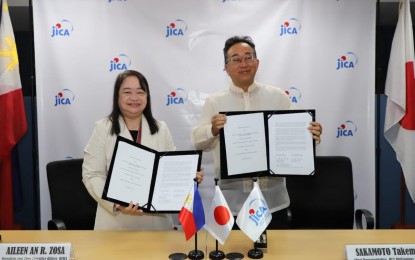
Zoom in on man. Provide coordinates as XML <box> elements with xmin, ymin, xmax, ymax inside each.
<box><xmin>191</xmin><ymin>36</ymin><xmax>322</xmax><ymax>228</ymax></box>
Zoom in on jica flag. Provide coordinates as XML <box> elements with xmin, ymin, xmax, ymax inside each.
<box><xmin>204</xmin><ymin>186</ymin><xmax>234</xmax><ymax>245</ymax></box>
<box><xmin>178</xmin><ymin>183</ymin><xmax>205</xmax><ymax>241</ymax></box>
<box><xmin>236</xmin><ymin>181</ymin><xmax>272</xmax><ymax>242</ymax></box>
<box><xmin>384</xmin><ymin>0</ymin><xmax>415</xmax><ymax>202</ymax></box>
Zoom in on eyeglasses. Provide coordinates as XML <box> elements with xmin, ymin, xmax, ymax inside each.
<box><xmin>226</xmin><ymin>53</ymin><xmax>256</xmax><ymax>67</ymax></box>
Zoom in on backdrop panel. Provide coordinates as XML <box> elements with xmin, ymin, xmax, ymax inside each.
<box><xmin>33</xmin><ymin>0</ymin><xmax>376</xmax><ymax>229</ymax></box>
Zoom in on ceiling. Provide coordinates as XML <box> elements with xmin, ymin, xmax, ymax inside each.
<box><xmin>5</xmin><ymin>0</ymin><xmax>414</xmax><ymax>32</ymax></box>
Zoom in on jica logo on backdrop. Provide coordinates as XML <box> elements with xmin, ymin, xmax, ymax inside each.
<box><xmin>279</xmin><ymin>18</ymin><xmax>301</xmax><ymax>36</ymax></box>
<box><xmin>109</xmin><ymin>54</ymin><xmax>131</xmax><ymax>72</ymax></box>
<box><xmin>166</xmin><ymin>88</ymin><xmax>188</xmax><ymax>106</ymax></box>
<box><xmin>285</xmin><ymin>87</ymin><xmax>301</xmax><ymax>104</ymax></box>
<box><xmin>336</xmin><ymin>120</ymin><xmax>357</xmax><ymax>138</ymax></box>
<box><xmin>166</xmin><ymin>19</ymin><xmax>187</xmax><ymax>37</ymax></box>
<box><xmin>54</xmin><ymin>89</ymin><xmax>75</xmax><ymax>106</ymax></box>
<box><xmin>51</xmin><ymin>20</ymin><xmax>73</xmax><ymax>37</ymax></box>
<box><xmin>336</xmin><ymin>52</ymin><xmax>358</xmax><ymax>70</ymax></box>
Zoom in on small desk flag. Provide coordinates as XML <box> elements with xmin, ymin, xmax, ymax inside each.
<box><xmin>236</xmin><ymin>181</ymin><xmax>272</xmax><ymax>241</ymax></box>
<box><xmin>204</xmin><ymin>186</ymin><xmax>234</xmax><ymax>244</ymax></box>
<box><xmin>178</xmin><ymin>182</ymin><xmax>205</xmax><ymax>240</ymax></box>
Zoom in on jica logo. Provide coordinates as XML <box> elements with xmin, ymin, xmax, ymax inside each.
<box><xmin>51</xmin><ymin>20</ymin><xmax>73</xmax><ymax>37</ymax></box>
<box><xmin>247</xmin><ymin>199</ymin><xmax>270</xmax><ymax>226</ymax></box>
<box><xmin>166</xmin><ymin>88</ymin><xmax>188</xmax><ymax>106</ymax></box>
<box><xmin>336</xmin><ymin>120</ymin><xmax>357</xmax><ymax>138</ymax></box>
<box><xmin>109</xmin><ymin>54</ymin><xmax>131</xmax><ymax>72</ymax></box>
<box><xmin>166</xmin><ymin>19</ymin><xmax>187</xmax><ymax>38</ymax></box>
<box><xmin>54</xmin><ymin>89</ymin><xmax>75</xmax><ymax>106</ymax></box>
<box><xmin>279</xmin><ymin>18</ymin><xmax>301</xmax><ymax>36</ymax></box>
<box><xmin>336</xmin><ymin>52</ymin><xmax>358</xmax><ymax>70</ymax></box>
<box><xmin>285</xmin><ymin>87</ymin><xmax>301</xmax><ymax>104</ymax></box>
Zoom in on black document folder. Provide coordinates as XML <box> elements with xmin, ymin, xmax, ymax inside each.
<box><xmin>219</xmin><ymin>109</ymin><xmax>316</xmax><ymax>179</ymax></box>
<box><xmin>102</xmin><ymin>136</ymin><xmax>202</xmax><ymax>213</ymax></box>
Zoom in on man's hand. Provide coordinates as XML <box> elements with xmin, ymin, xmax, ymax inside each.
<box><xmin>211</xmin><ymin>114</ymin><xmax>227</xmax><ymax>136</ymax></box>
<box><xmin>308</xmin><ymin>121</ymin><xmax>323</xmax><ymax>144</ymax></box>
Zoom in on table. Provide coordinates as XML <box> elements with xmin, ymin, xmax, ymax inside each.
<box><xmin>1</xmin><ymin>230</ymin><xmax>414</xmax><ymax>259</ymax></box>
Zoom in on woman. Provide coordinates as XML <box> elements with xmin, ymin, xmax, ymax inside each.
<box><xmin>82</xmin><ymin>70</ymin><xmax>203</xmax><ymax>230</ymax></box>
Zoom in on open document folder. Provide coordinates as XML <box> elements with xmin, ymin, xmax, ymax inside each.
<box><xmin>102</xmin><ymin>136</ymin><xmax>202</xmax><ymax>213</ymax></box>
<box><xmin>220</xmin><ymin>110</ymin><xmax>315</xmax><ymax>179</ymax></box>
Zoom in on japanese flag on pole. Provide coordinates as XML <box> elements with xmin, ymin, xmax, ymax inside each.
<box><xmin>178</xmin><ymin>183</ymin><xmax>205</xmax><ymax>241</ymax></box>
<box><xmin>204</xmin><ymin>186</ymin><xmax>234</xmax><ymax>245</ymax></box>
<box><xmin>236</xmin><ymin>181</ymin><xmax>272</xmax><ymax>242</ymax></box>
<box><xmin>384</xmin><ymin>0</ymin><xmax>415</xmax><ymax>202</ymax></box>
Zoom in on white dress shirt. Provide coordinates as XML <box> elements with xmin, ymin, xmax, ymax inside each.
<box><xmin>191</xmin><ymin>81</ymin><xmax>296</xmax><ymax>215</ymax></box>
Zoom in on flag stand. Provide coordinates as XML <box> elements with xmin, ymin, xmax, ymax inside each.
<box><xmin>188</xmin><ymin>229</ymin><xmax>204</xmax><ymax>260</ymax></box>
<box><xmin>247</xmin><ymin>179</ymin><xmax>264</xmax><ymax>259</ymax></box>
<box><xmin>208</xmin><ymin>179</ymin><xmax>226</xmax><ymax>260</ymax></box>
<box><xmin>247</xmin><ymin>242</ymin><xmax>263</xmax><ymax>259</ymax></box>
<box><xmin>391</xmin><ymin>171</ymin><xmax>415</xmax><ymax>229</ymax></box>
<box><xmin>168</xmin><ymin>252</ymin><xmax>187</xmax><ymax>260</ymax></box>
<box><xmin>209</xmin><ymin>240</ymin><xmax>225</xmax><ymax>260</ymax></box>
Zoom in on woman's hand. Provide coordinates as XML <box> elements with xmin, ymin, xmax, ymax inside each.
<box><xmin>195</xmin><ymin>168</ymin><xmax>204</xmax><ymax>184</ymax></box>
<box><xmin>114</xmin><ymin>201</ymin><xmax>144</xmax><ymax>216</ymax></box>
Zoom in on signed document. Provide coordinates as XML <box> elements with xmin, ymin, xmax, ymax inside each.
<box><xmin>268</xmin><ymin>112</ymin><xmax>314</xmax><ymax>175</ymax></box>
<box><xmin>151</xmin><ymin>154</ymin><xmax>200</xmax><ymax>211</ymax></box>
<box><xmin>223</xmin><ymin>112</ymin><xmax>268</xmax><ymax>176</ymax></box>
<box><xmin>102</xmin><ymin>136</ymin><xmax>202</xmax><ymax>213</ymax></box>
<box><xmin>220</xmin><ymin>110</ymin><xmax>315</xmax><ymax>178</ymax></box>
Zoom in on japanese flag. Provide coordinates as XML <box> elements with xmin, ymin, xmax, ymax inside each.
<box><xmin>204</xmin><ymin>186</ymin><xmax>234</xmax><ymax>244</ymax></box>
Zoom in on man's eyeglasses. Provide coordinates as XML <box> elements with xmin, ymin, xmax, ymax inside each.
<box><xmin>226</xmin><ymin>53</ymin><xmax>256</xmax><ymax>67</ymax></box>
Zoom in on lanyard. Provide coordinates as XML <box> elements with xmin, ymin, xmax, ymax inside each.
<box><xmin>136</xmin><ymin>126</ymin><xmax>142</xmax><ymax>144</ymax></box>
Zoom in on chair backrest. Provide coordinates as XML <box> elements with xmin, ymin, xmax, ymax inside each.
<box><xmin>47</xmin><ymin>158</ymin><xmax>97</xmax><ymax>230</ymax></box>
<box><xmin>285</xmin><ymin>156</ymin><xmax>355</xmax><ymax>229</ymax></box>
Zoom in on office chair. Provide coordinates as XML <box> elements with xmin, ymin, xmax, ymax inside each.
<box><xmin>285</xmin><ymin>156</ymin><xmax>374</xmax><ymax>229</ymax></box>
<box><xmin>46</xmin><ymin>158</ymin><xmax>97</xmax><ymax>230</ymax></box>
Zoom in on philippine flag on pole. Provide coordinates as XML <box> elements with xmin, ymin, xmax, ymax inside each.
<box><xmin>236</xmin><ymin>181</ymin><xmax>272</xmax><ymax>242</ymax></box>
<box><xmin>204</xmin><ymin>186</ymin><xmax>234</xmax><ymax>245</ymax></box>
<box><xmin>0</xmin><ymin>0</ymin><xmax>27</xmax><ymax>229</ymax></box>
<box><xmin>178</xmin><ymin>183</ymin><xmax>205</xmax><ymax>241</ymax></box>
<box><xmin>384</xmin><ymin>0</ymin><xmax>415</xmax><ymax>203</ymax></box>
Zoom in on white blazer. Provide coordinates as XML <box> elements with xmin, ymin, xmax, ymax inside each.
<box><xmin>82</xmin><ymin>116</ymin><xmax>176</xmax><ymax>230</ymax></box>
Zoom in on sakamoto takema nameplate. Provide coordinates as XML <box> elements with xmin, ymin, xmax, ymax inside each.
<box><xmin>102</xmin><ymin>136</ymin><xmax>202</xmax><ymax>213</ymax></box>
<box><xmin>219</xmin><ymin>110</ymin><xmax>316</xmax><ymax>179</ymax></box>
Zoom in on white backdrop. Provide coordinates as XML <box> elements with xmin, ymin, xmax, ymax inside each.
<box><xmin>33</xmin><ymin>0</ymin><xmax>376</xmax><ymax>229</ymax></box>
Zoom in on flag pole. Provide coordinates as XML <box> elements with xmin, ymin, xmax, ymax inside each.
<box><xmin>391</xmin><ymin>171</ymin><xmax>414</xmax><ymax>229</ymax></box>
<box><xmin>247</xmin><ymin>178</ymin><xmax>264</xmax><ymax>259</ymax></box>
<box><xmin>188</xmin><ymin>178</ymin><xmax>204</xmax><ymax>260</ymax></box>
<box><xmin>208</xmin><ymin>178</ymin><xmax>226</xmax><ymax>260</ymax></box>
<box><xmin>375</xmin><ymin>0</ymin><xmax>381</xmax><ymax>230</ymax></box>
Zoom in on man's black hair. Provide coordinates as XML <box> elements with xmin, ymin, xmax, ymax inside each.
<box><xmin>223</xmin><ymin>36</ymin><xmax>257</xmax><ymax>64</ymax></box>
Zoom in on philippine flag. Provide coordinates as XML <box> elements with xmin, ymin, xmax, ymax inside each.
<box><xmin>204</xmin><ymin>186</ymin><xmax>234</xmax><ymax>245</ymax></box>
<box><xmin>236</xmin><ymin>181</ymin><xmax>272</xmax><ymax>242</ymax></box>
<box><xmin>178</xmin><ymin>183</ymin><xmax>205</xmax><ymax>241</ymax></box>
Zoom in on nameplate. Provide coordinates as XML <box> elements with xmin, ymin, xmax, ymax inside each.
<box><xmin>0</xmin><ymin>243</ymin><xmax>72</xmax><ymax>260</ymax></box>
<box><xmin>345</xmin><ymin>244</ymin><xmax>415</xmax><ymax>260</ymax></box>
